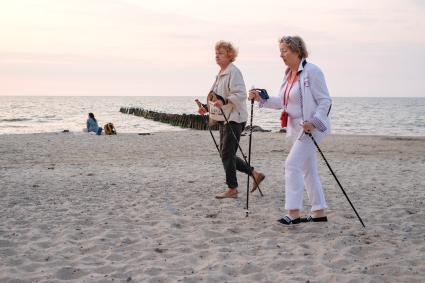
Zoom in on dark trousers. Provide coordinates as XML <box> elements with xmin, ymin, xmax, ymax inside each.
<box><xmin>219</xmin><ymin>121</ymin><xmax>252</xmax><ymax>189</ymax></box>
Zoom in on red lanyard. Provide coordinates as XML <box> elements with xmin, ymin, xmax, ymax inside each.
<box><xmin>283</xmin><ymin>74</ymin><xmax>298</xmax><ymax>109</ymax></box>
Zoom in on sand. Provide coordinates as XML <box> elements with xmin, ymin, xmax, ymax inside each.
<box><xmin>0</xmin><ymin>131</ymin><xmax>424</xmax><ymax>282</ymax></box>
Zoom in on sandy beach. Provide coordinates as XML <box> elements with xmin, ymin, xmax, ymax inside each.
<box><xmin>0</xmin><ymin>130</ymin><xmax>424</xmax><ymax>283</ymax></box>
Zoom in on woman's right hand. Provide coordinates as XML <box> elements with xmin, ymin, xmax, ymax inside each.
<box><xmin>248</xmin><ymin>89</ymin><xmax>260</xmax><ymax>102</ymax></box>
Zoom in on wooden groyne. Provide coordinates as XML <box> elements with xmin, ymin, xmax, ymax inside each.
<box><xmin>119</xmin><ymin>107</ymin><xmax>219</xmax><ymax>130</ymax></box>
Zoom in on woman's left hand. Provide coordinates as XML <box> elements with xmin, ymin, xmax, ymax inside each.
<box><xmin>213</xmin><ymin>100</ymin><xmax>223</xmax><ymax>109</ymax></box>
<box><xmin>302</xmin><ymin>122</ymin><xmax>315</xmax><ymax>133</ymax></box>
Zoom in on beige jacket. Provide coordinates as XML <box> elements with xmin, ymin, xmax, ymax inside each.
<box><xmin>210</xmin><ymin>63</ymin><xmax>248</xmax><ymax>123</ymax></box>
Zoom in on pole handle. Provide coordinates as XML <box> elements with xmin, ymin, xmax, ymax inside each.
<box><xmin>194</xmin><ymin>99</ymin><xmax>202</xmax><ymax>108</ymax></box>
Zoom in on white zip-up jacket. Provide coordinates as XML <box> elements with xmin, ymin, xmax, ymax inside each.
<box><xmin>261</xmin><ymin>59</ymin><xmax>332</xmax><ymax>141</ymax></box>
<box><xmin>210</xmin><ymin>63</ymin><xmax>248</xmax><ymax>123</ymax></box>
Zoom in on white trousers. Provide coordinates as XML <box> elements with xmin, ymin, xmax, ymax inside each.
<box><xmin>284</xmin><ymin>136</ymin><xmax>328</xmax><ymax>211</ymax></box>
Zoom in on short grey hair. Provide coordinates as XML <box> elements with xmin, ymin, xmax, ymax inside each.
<box><xmin>279</xmin><ymin>35</ymin><xmax>309</xmax><ymax>59</ymax></box>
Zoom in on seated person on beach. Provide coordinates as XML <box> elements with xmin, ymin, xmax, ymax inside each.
<box><xmin>86</xmin><ymin>113</ymin><xmax>102</xmax><ymax>135</ymax></box>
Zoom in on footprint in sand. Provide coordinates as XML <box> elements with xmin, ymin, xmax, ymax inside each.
<box><xmin>55</xmin><ymin>267</ymin><xmax>87</xmax><ymax>280</ymax></box>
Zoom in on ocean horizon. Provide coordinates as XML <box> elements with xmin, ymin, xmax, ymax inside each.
<box><xmin>1</xmin><ymin>96</ymin><xmax>424</xmax><ymax>136</ymax></box>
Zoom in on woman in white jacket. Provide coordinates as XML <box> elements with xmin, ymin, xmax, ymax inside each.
<box><xmin>249</xmin><ymin>35</ymin><xmax>332</xmax><ymax>225</ymax></box>
<box><xmin>198</xmin><ymin>41</ymin><xmax>265</xmax><ymax>199</ymax></box>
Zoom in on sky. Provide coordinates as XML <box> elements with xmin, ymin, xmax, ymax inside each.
<box><xmin>1</xmin><ymin>0</ymin><xmax>424</xmax><ymax>97</ymax></box>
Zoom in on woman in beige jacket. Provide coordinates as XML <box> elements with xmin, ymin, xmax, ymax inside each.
<box><xmin>198</xmin><ymin>41</ymin><xmax>265</xmax><ymax>199</ymax></box>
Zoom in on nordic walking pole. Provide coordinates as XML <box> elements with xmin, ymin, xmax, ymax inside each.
<box><xmin>195</xmin><ymin>99</ymin><xmax>220</xmax><ymax>156</ymax></box>
<box><xmin>219</xmin><ymin>108</ymin><xmax>264</xmax><ymax>197</ymax></box>
<box><xmin>246</xmin><ymin>99</ymin><xmax>255</xmax><ymax>216</ymax></box>
<box><xmin>307</xmin><ymin>132</ymin><xmax>366</xmax><ymax>228</ymax></box>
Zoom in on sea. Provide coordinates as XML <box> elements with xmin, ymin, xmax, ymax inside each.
<box><xmin>0</xmin><ymin>96</ymin><xmax>424</xmax><ymax>136</ymax></box>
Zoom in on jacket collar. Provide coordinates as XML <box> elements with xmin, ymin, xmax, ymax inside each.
<box><xmin>298</xmin><ymin>58</ymin><xmax>307</xmax><ymax>73</ymax></box>
<box><xmin>285</xmin><ymin>58</ymin><xmax>307</xmax><ymax>76</ymax></box>
<box><xmin>218</xmin><ymin>63</ymin><xmax>233</xmax><ymax>76</ymax></box>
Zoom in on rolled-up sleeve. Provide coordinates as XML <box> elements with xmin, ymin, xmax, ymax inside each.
<box><xmin>309</xmin><ymin>117</ymin><xmax>327</xmax><ymax>132</ymax></box>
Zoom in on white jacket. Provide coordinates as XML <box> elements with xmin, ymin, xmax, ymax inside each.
<box><xmin>210</xmin><ymin>63</ymin><xmax>248</xmax><ymax>123</ymax></box>
<box><xmin>261</xmin><ymin>59</ymin><xmax>332</xmax><ymax>141</ymax></box>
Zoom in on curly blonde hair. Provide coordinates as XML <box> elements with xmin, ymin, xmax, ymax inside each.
<box><xmin>279</xmin><ymin>35</ymin><xmax>309</xmax><ymax>59</ymax></box>
<box><xmin>215</xmin><ymin>40</ymin><xmax>238</xmax><ymax>62</ymax></box>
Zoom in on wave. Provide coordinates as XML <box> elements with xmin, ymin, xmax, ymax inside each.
<box><xmin>0</xmin><ymin>118</ymin><xmax>32</xmax><ymax>122</ymax></box>
<box><xmin>0</xmin><ymin>125</ymin><xmax>29</xmax><ymax>128</ymax></box>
